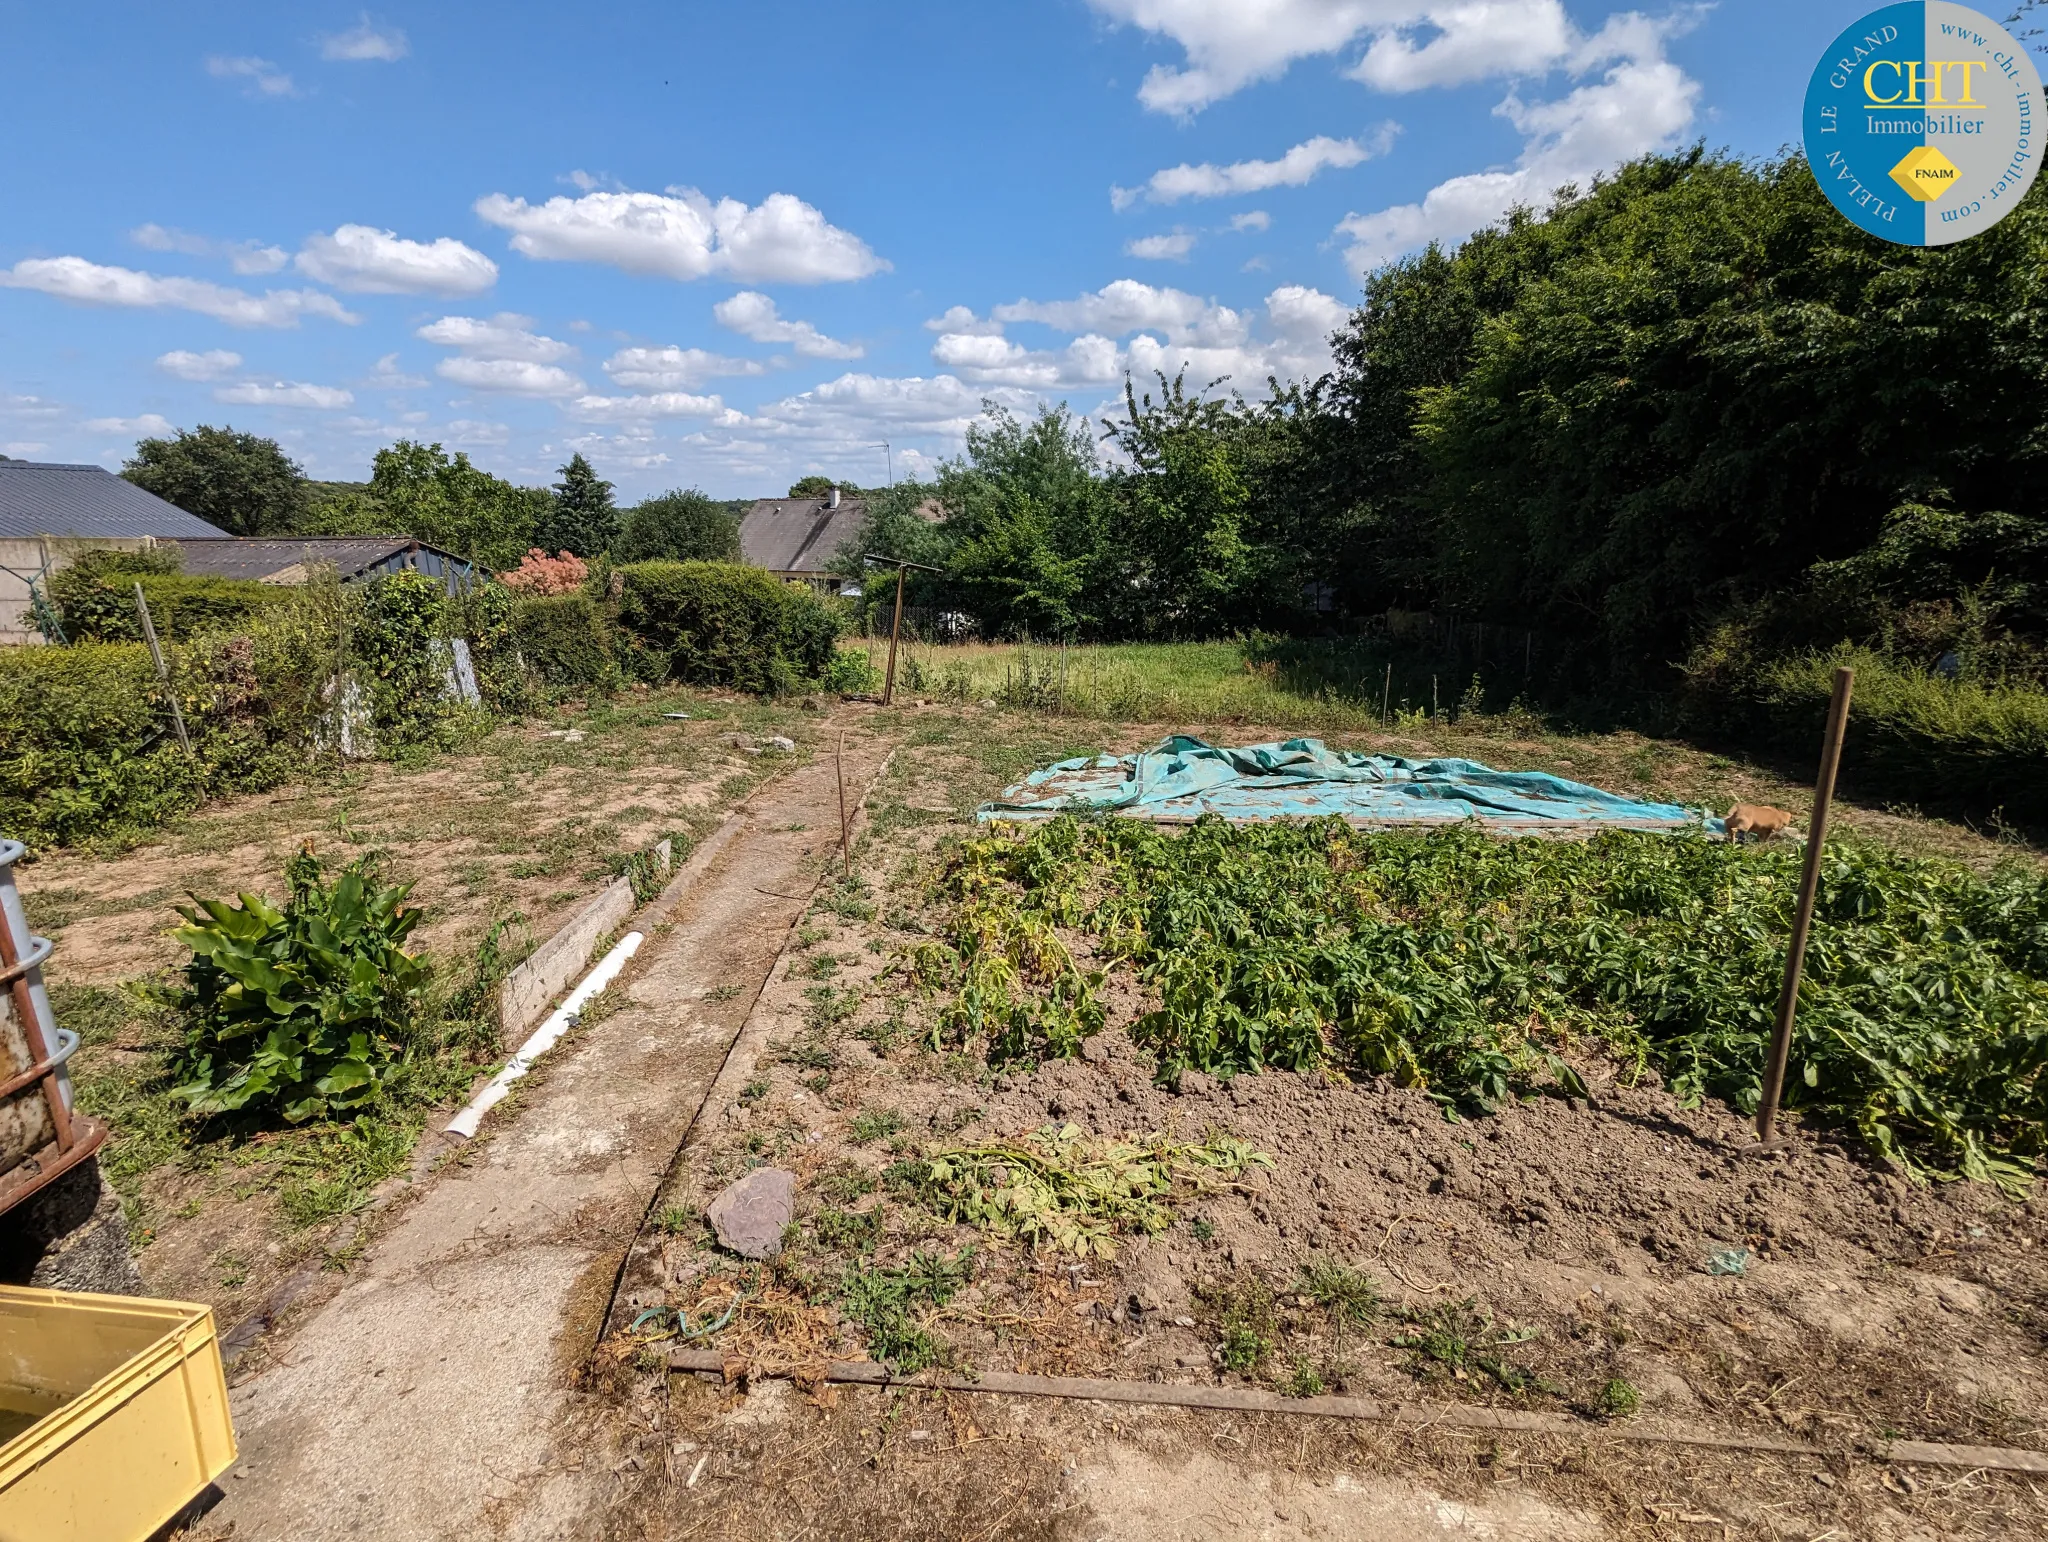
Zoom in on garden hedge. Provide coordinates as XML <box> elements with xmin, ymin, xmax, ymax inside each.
<box><xmin>1680</xmin><ymin>639</ymin><xmax>2048</xmax><ymax>828</ymax></box>
<box><xmin>615</xmin><ymin>560</ymin><xmax>841</xmax><ymax>693</ymax></box>
<box><xmin>511</xmin><ymin>592</ymin><xmax>614</xmax><ymax>688</ymax></box>
<box><xmin>51</xmin><ymin>567</ymin><xmax>294</xmax><ymax>644</ymax></box>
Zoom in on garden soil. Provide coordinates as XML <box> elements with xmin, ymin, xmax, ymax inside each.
<box><xmin>187</xmin><ymin>713</ymin><xmax>898</xmax><ymax>1542</ymax></box>
<box><xmin>584</xmin><ymin>713</ymin><xmax>2048</xmax><ymax>1540</ymax></box>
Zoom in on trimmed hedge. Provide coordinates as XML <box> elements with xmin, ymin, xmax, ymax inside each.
<box><xmin>616</xmin><ymin>561</ymin><xmax>841</xmax><ymax>692</ymax></box>
<box><xmin>512</xmin><ymin>593</ymin><xmax>614</xmax><ymax>688</ymax></box>
<box><xmin>1681</xmin><ymin>639</ymin><xmax>2048</xmax><ymax>827</ymax></box>
<box><xmin>0</xmin><ymin>633</ymin><xmax>315</xmax><ymax>849</ymax></box>
<box><xmin>52</xmin><ymin>568</ymin><xmax>294</xmax><ymax>644</ymax></box>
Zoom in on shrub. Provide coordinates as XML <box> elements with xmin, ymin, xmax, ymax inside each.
<box><xmin>0</xmin><ymin>607</ymin><xmax>329</xmax><ymax>849</ymax></box>
<box><xmin>511</xmin><ymin>592</ymin><xmax>614</xmax><ymax>688</ymax></box>
<box><xmin>357</xmin><ymin>570</ymin><xmax>449</xmax><ymax>746</ymax></box>
<box><xmin>820</xmin><ymin>645</ymin><xmax>881</xmax><ymax>695</ymax></box>
<box><xmin>498</xmin><ymin>548</ymin><xmax>588</xmax><ymax>596</ymax></box>
<box><xmin>616</xmin><ymin>561</ymin><xmax>842</xmax><ymax>693</ymax></box>
<box><xmin>1681</xmin><ymin>637</ymin><xmax>2048</xmax><ymax>828</ymax></box>
<box><xmin>52</xmin><ymin>558</ymin><xmax>293</xmax><ymax>644</ymax></box>
<box><xmin>140</xmin><ymin>849</ymin><xmax>426</xmax><ymax>1122</ymax></box>
<box><xmin>449</xmin><ymin>579</ymin><xmax>527</xmax><ymax>714</ymax></box>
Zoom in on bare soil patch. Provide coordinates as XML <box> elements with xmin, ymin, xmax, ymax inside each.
<box><xmin>599</xmin><ymin>706</ymin><xmax>2048</xmax><ymax>1539</ymax></box>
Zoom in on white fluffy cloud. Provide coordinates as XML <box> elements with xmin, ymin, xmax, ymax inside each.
<box><xmin>416</xmin><ymin>313</ymin><xmax>584</xmax><ymax>395</ymax></box>
<box><xmin>568</xmin><ymin>391</ymin><xmax>728</xmax><ymax>421</ymax></box>
<box><xmin>603</xmin><ymin>345</ymin><xmax>764</xmax><ymax>389</ymax></box>
<box><xmin>214</xmin><ymin>379</ymin><xmax>355</xmax><ymax>409</ymax></box>
<box><xmin>712</xmin><ymin>292</ymin><xmax>863</xmax><ymax>359</ymax></box>
<box><xmin>990</xmin><ymin>280</ymin><xmax>1241</xmax><ymax>344</ymax></box>
<box><xmin>131</xmin><ymin>224</ymin><xmax>287</xmax><ymax>275</ymax></box>
<box><xmin>156</xmin><ymin>349</ymin><xmax>243</xmax><ymax>381</ymax></box>
<box><xmin>296</xmin><ymin>225</ymin><xmax>498</xmax><ymax>296</ymax></box>
<box><xmin>1351</xmin><ymin>0</ymin><xmax>1575</xmax><ymax>92</ymax></box>
<box><xmin>415</xmin><ymin>313</ymin><xmax>573</xmax><ymax>362</ymax></box>
<box><xmin>435</xmin><ymin>358</ymin><xmax>586</xmax><ymax>396</ymax></box>
<box><xmin>922</xmin><ymin>305</ymin><xmax>1003</xmax><ymax>337</ymax></box>
<box><xmin>1115</xmin><ymin>127</ymin><xmax>1396</xmax><ymax>207</ymax></box>
<box><xmin>1337</xmin><ymin>34</ymin><xmax>1697</xmax><ymax>270</ymax></box>
<box><xmin>474</xmin><ymin>186</ymin><xmax>886</xmax><ymax>284</ymax></box>
<box><xmin>205</xmin><ymin>54</ymin><xmax>295</xmax><ymax>98</ymax></box>
<box><xmin>320</xmin><ymin>16</ymin><xmax>409</xmax><ymax>62</ymax></box>
<box><xmin>928</xmin><ymin>284</ymin><xmax>1346</xmax><ymax>393</ymax></box>
<box><xmin>0</xmin><ymin>257</ymin><xmax>357</xmax><ymax>327</ymax></box>
<box><xmin>1230</xmin><ymin>211</ymin><xmax>1272</xmax><ymax>232</ymax></box>
<box><xmin>1125</xmin><ymin>231</ymin><xmax>1197</xmax><ymax>261</ymax></box>
<box><xmin>83</xmin><ymin>413</ymin><xmax>175</xmax><ymax>437</ymax></box>
<box><xmin>1086</xmin><ymin>0</ymin><xmax>1406</xmax><ymax>115</ymax></box>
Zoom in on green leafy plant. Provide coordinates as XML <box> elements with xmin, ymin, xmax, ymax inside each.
<box><xmin>1210</xmin><ymin>1277</ymin><xmax>1276</xmax><ymax>1373</ymax></box>
<box><xmin>1391</xmin><ymin>1300</ymin><xmax>1559</xmax><ymax>1396</ymax></box>
<box><xmin>920</xmin><ymin>1122</ymin><xmax>1270</xmax><ymax>1258</ymax></box>
<box><xmin>1594</xmin><ymin>1376</ymin><xmax>1641</xmax><ymax>1419</ymax></box>
<box><xmin>850</xmin><ymin>1107</ymin><xmax>906</xmax><ymax>1145</ymax></box>
<box><xmin>938</xmin><ymin>817</ymin><xmax>2048</xmax><ymax>1191</ymax></box>
<box><xmin>1283</xmin><ymin>1358</ymin><xmax>1326</xmax><ymax>1398</ymax></box>
<box><xmin>141</xmin><ymin>848</ymin><xmax>426</xmax><ymax>1122</ymax></box>
<box><xmin>837</xmin><ymin>1247</ymin><xmax>973</xmax><ymax>1373</ymax></box>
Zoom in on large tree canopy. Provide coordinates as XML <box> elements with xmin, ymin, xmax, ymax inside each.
<box><xmin>614</xmin><ymin>489</ymin><xmax>742</xmax><ymax>564</ymax></box>
<box><xmin>122</xmin><ymin>425</ymin><xmax>306</xmax><ymax>537</ymax></box>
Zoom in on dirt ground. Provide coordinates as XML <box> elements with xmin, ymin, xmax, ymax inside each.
<box><xmin>23</xmin><ymin>683</ymin><xmax>816</xmax><ymax>1328</ymax></box>
<box><xmin>597</xmin><ymin>706</ymin><xmax>2048</xmax><ymax>1540</ymax></box>
<box><xmin>26</xmin><ymin>695</ymin><xmax>2048</xmax><ymax>1538</ymax></box>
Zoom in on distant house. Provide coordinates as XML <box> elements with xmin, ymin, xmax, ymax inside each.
<box><xmin>173</xmin><ymin>536</ymin><xmax>477</xmax><ymax>594</ymax></box>
<box><xmin>0</xmin><ymin>459</ymin><xmax>228</xmax><ymax>644</ymax></box>
<box><xmin>738</xmin><ymin>487</ymin><xmax>866</xmax><ymax>593</ymax></box>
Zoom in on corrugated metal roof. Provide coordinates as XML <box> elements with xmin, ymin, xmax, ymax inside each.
<box><xmin>0</xmin><ymin>461</ymin><xmax>229</xmax><ymax>539</ymax></box>
<box><xmin>173</xmin><ymin>536</ymin><xmax>418</xmax><ymax>582</ymax></box>
<box><xmin>737</xmin><ymin>497</ymin><xmax>867</xmax><ymax>574</ymax></box>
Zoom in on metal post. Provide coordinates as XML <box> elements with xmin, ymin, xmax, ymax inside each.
<box><xmin>882</xmin><ymin>565</ymin><xmax>907</xmax><ymax>707</ymax></box>
<box><xmin>1381</xmin><ymin>662</ymin><xmax>1392</xmax><ymax>725</ymax></box>
<box><xmin>134</xmin><ymin>582</ymin><xmax>193</xmax><ymax>755</ymax></box>
<box><xmin>1755</xmin><ymin>666</ymin><xmax>1855</xmax><ymax>1145</ymax></box>
<box><xmin>835</xmin><ymin>731</ymin><xmax>852</xmax><ymax>879</ymax></box>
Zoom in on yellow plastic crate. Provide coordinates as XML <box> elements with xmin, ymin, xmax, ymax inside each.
<box><xmin>0</xmin><ymin>1286</ymin><xmax>237</xmax><ymax>1542</ymax></box>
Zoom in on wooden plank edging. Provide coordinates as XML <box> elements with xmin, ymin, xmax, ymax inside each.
<box><xmin>663</xmin><ymin>1350</ymin><xmax>2048</xmax><ymax>1474</ymax></box>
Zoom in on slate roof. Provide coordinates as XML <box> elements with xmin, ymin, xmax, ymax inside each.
<box><xmin>0</xmin><ymin>461</ymin><xmax>228</xmax><ymax>540</ymax></box>
<box><xmin>173</xmin><ymin>536</ymin><xmax>430</xmax><ymax>583</ymax></box>
<box><xmin>738</xmin><ymin>497</ymin><xmax>867</xmax><ymax>575</ymax></box>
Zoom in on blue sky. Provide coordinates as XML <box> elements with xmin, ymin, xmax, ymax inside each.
<box><xmin>0</xmin><ymin>2</ymin><xmax>1968</xmax><ymax>499</ymax></box>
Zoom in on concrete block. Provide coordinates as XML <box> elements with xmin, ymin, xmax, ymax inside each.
<box><xmin>497</xmin><ymin>876</ymin><xmax>636</xmax><ymax>1041</ymax></box>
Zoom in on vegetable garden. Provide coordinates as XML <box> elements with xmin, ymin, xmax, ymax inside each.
<box><xmin>920</xmin><ymin>816</ymin><xmax>2048</xmax><ymax>1191</ymax></box>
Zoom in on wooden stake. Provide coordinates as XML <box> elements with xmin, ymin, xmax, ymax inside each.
<box><xmin>835</xmin><ymin>730</ymin><xmax>851</xmax><ymax>879</ymax></box>
<box><xmin>882</xmin><ymin>564</ymin><xmax>907</xmax><ymax>706</ymax></box>
<box><xmin>135</xmin><ymin>582</ymin><xmax>193</xmax><ymax>755</ymax></box>
<box><xmin>1755</xmin><ymin>665</ymin><xmax>1855</xmax><ymax>1144</ymax></box>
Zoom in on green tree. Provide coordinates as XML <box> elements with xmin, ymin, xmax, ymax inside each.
<box><xmin>788</xmin><ymin>474</ymin><xmax>865</xmax><ymax>498</ymax></box>
<box><xmin>122</xmin><ymin>425</ymin><xmax>306</xmax><ymax>536</ymax></box>
<box><xmin>365</xmin><ymin>441</ymin><xmax>546</xmax><ymax>572</ymax></box>
<box><xmin>614</xmin><ymin>489</ymin><xmax>741</xmax><ymax>563</ymax></box>
<box><xmin>539</xmin><ymin>453</ymin><xmax>617</xmax><ymax>558</ymax></box>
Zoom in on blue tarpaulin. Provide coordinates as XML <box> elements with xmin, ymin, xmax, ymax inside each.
<box><xmin>978</xmin><ymin>735</ymin><xmax>1721</xmax><ymax>834</ymax></box>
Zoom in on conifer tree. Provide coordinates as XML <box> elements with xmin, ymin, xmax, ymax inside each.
<box><xmin>539</xmin><ymin>453</ymin><xmax>616</xmax><ymax>557</ymax></box>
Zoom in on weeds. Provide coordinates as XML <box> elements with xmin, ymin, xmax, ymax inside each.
<box><xmin>1594</xmin><ymin>1376</ymin><xmax>1641</xmax><ymax>1419</ymax></box>
<box><xmin>918</xmin><ymin>1123</ymin><xmax>1270</xmax><ymax>1257</ymax></box>
<box><xmin>811</xmin><ymin>1207</ymin><xmax>883</xmax><ymax>1252</ymax></box>
<box><xmin>939</xmin><ymin>817</ymin><xmax>2048</xmax><ymax>1190</ymax></box>
<box><xmin>1207</xmin><ymin>1277</ymin><xmax>1277</xmax><ymax>1373</ymax></box>
<box><xmin>850</xmin><ymin>1107</ymin><xmax>906</xmax><ymax>1145</ymax></box>
<box><xmin>1391</xmin><ymin>1300</ymin><xmax>1560</xmax><ymax>1396</ymax></box>
<box><xmin>1295</xmin><ymin>1259</ymin><xmax>1381</xmax><ymax>1327</ymax></box>
<box><xmin>837</xmin><ymin>1247</ymin><xmax>974</xmax><ymax>1373</ymax></box>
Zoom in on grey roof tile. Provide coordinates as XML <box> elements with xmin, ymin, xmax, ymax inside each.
<box><xmin>737</xmin><ymin>498</ymin><xmax>866</xmax><ymax>574</ymax></box>
<box><xmin>0</xmin><ymin>461</ymin><xmax>229</xmax><ymax>540</ymax></box>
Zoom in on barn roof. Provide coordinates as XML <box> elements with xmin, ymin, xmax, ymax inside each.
<box><xmin>0</xmin><ymin>460</ymin><xmax>228</xmax><ymax>540</ymax></box>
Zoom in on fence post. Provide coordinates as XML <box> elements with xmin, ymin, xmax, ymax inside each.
<box><xmin>134</xmin><ymin>582</ymin><xmax>194</xmax><ymax>756</ymax></box>
<box><xmin>1754</xmin><ymin>666</ymin><xmax>1855</xmax><ymax>1145</ymax></box>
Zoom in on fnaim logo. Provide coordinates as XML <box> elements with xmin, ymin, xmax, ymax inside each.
<box><xmin>1805</xmin><ymin>3</ymin><xmax>2042</xmax><ymax>244</ymax></box>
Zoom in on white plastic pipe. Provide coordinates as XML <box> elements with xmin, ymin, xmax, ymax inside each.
<box><xmin>445</xmin><ymin>930</ymin><xmax>644</xmax><ymax>1139</ymax></box>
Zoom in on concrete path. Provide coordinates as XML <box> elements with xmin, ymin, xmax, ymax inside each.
<box><xmin>206</xmin><ymin>720</ymin><xmax>893</xmax><ymax>1542</ymax></box>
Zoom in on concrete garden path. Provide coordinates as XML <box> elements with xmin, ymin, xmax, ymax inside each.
<box><xmin>205</xmin><ymin>715</ymin><xmax>895</xmax><ymax>1542</ymax></box>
